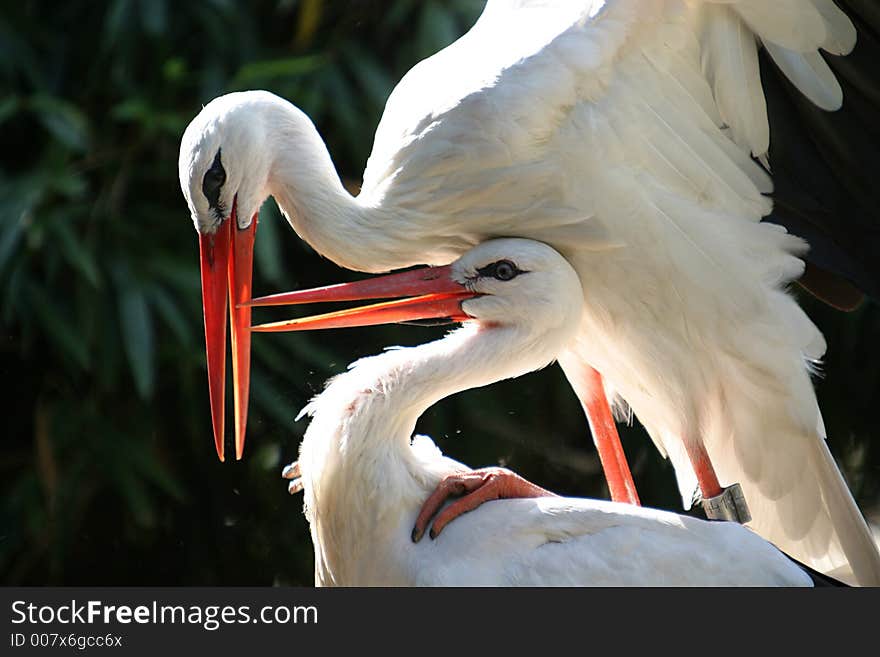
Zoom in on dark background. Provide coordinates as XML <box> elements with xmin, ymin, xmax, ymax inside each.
<box><xmin>2</xmin><ymin>0</ymin><xmax>878</xmax><ymax>585</ymax></box>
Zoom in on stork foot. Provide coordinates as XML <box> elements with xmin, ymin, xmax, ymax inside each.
<box><xmin>411</xmin><ymin>467</ymin><xmax>557</xmax><ymax>543</ymax></box>
<box><xmin>282</xmin><ymin>460</ymin><xmax>303</xmax><ymax>495</ymax></box>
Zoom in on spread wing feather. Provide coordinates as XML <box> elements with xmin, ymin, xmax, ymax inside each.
<box><xmin>355</xmin><ymin>0</ymin><xmax>880</xmax><ymax>584</ymax></box>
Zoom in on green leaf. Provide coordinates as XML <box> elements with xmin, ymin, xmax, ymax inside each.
<box><xmin>111</xmin><ymin>466</ymin><xmax>155</xmax><ymax>526</ymax></box>
<box><xmin>27</xmin><ymin>282</ymin><xmax>90</xmax><ymax>370</ymax></box>
<box><xmin>0</xmin><ymin>211</ymin><xmax>24</xmax><ymax>276</ymax></box>
<box><xmin>111</xmin><ymin>97</ymin><xmax>186</xmax><ymax>136</ymax></box>
<box><xmin>148</xmin><ymin>256</ymin><xmax>200</xmax><ymax>294</ymax></box>
<box><xmin>231</xmin><ymin>55</ymin><xmax>326</xmax><ymax>87</ymax></box>
<box><xmin>254</xmin><ymin>198</ymin><xmax>283</xmax><ymax>286</ymax></box>
<box><xmin>110</xmin><ymin>98</ymin><xmax>151</xmax><ymax>122</ymax></box>
<box><xmin>321</xmin><ymin>69</ymin><xmax>362</xmax><ymax>158</ymax></box>
<box><xmin>274</xmin><ymin>332</ymin><xmax>339</xmax><ymax>370</ymax></box>
<box><xmin>417</xmin><ymin>2</ymin><xmax>460</xmax><ymax>58</ymax></box>
<box><xmin>0</xmin><ymin>175</ymin><xmax>44</xmax><ymax>273</ymax></box>
<box><xmin>251</xmin><ymin>372</ymin><xmax>299</xmax><ymax>430</ymax></box>
<box><xmin>29</xmin><ymin>95</ymin><xmax>90</xmax><ymax>152</ymax></box>
<box><xmin>104</xmin><ymin>0</ymin><xmax>135</xmax><ymax>45</ymax></box>
<box><xmin>381</xmin><ymin>0</ymin><xmax>419</xmax><ymax>32</ymax></box>
<box><xmin>49</xmin><ymin>216</ymin><xmax>101</xmax><ymax>288</ymax></box>
<box><xmin>344</xmin><ymin>45</ymin><xmax>395</xmax><ymax>111</ymax></box>
<box><xmin>118</xmin><ymin>430</ymin><xmax>187</xmax><ymax>502</ymax></box>
<box><xmin>114</xmin><ymin>268</ymin><xmax>155</xmax><ymax>399</ymax></box>
<box><xmin>145</xmin><ymin>283</ymin><xmax>193</xmax><ymax>347</ymax></box>
<box><xmin>2</xmin><ymin>261</ymin><xmax>25</xmax><ymax>323</ymax></box>
<box><xmin>137</xmin><ymin>0</ymin><xmax>167</xmax><ymax>36</ymax></box>
<box><xmin>162</xmin><ymin>57</ymin><xmax>186</xmax><ymax>82</ymax></box>
<box><xmin>0</xmin><ymin>95</ymin><xmax>21</xmax><ymax>125</ymax></box>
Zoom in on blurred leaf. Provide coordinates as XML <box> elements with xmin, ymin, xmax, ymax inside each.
<box><xmin>117</xmin><ymin>430</ymin><xmax>186</xmax><ymax>502</ymax></box>
<box><xmin>294</xmin><ymin>0</ymin><xmax>322</xmax><ymax>48</ymax></box>
<box><xmin>0</xmin><ymin>95</ymin><xmax>21</xmax><ymax>125</ymax></box>
<box><xmin>232</xmin><ymin>55</ymin><xmax>326</xmax><ymax>87</ymax></box>
<box><xmin>344</xmin><ymin>44</ymin><xmax>395</xmax><ymax>110</ymax></box>
<box><xmin>29</xmin><ymin>95</ymin><xmax>90</xmax><ymax>152</ymax></box>
<box><xmin>2</xmin><ymin>261</ymin><xmax>24</xmax><ymax>322</ymax></box>
<box><xmin>148</xmin><ymin>256</ymin><xmax>200</xmax><ymax>294</ymax></box>
<box><xmin>417</xmin><ymin>2</ymin><xmax>461</xmax><ymax>58</ymax></box>
<box><xmin>251</xmin><ymin>372</ymin><xmax>299</xmax><ymax>430</ymax></box>
<box><xmin>0</xmin><ymin>211</ymin><xmax>25</xmax><ymax>277</ymax></box>
<box><xmin>0</xmin><ymin>174</ymin><xmax>44</xmax><ymax>273</ymax></box>
<box><xmin>0</xmin><ymin>19</ymin><xmax>43</xmax><ymax>86</ymax></box>
<box><xmin>26</xmin><ymin>281</ymin><xmax>89</xmax><ymax>370</ymax></box>
<box><xmin>162</xmin><ymin>57</ymin><xmax>186</xmax><ymax>82</ymax></box>
<box><xmin>382</xmin><ymin>0</ymin><xmax>420</xmax><ymax>32</ymax></box>
<box><xmin>111</xmin><ymin>98</ymin><xmax>186</xmax><ymax>136</ymax></box>
<box><xmin>320</xmin><ymin>68</ymin><xmax>361</xmax><ymax>160</ymax></box>
<box><xmin>114</xmin><ymin>265</ymin><xmax>155</xmax><ymax>399</ymax></box>
<box><xmin>104</xmin><ymin>0</ymin><xmax>135</xmax><ymax>45</ymax></box>
<box><xmin>137</xmin><ymin>0</ymin><xmax>168</xmax><ymax>36</ymax></box>
<box><xmin>254</xmin><ymin>199</ymin><xmax>283</xmax><ymax>286</ymax></box>
<box><xmin>110</xmin><ymin>98</ymin><xmax>151</xmax><ymax>122</ymax></box>
<box><xmin>49</xmin><ymin>215</ymin><xmax>101</xmax><ymax>288</ymax></box>
<box><xmin>112</xmin><ymin>467</ymin><xmax>154</xmax><ymax>526</ymax></box>
<box><xmin>145</xmin><ymin>283</ymin><xmax>193</xmax><ymax>347</ymax></box>
<box><xmin>273</xmin><ymin>332</ymin><xmax>338</xmax><ymax>370</ymax></box>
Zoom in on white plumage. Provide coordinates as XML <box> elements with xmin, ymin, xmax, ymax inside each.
<box><xmin>291</xmin><ymin>238</ymin><xmax>812</xmax><ymax>586</ymax></box>
<box><xmin>179</xmin><ymin>1</ymin><xmax>880</xmax><ymax>583</ymax></box>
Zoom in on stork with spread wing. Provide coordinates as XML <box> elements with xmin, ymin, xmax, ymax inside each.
<box><xmin>179</xmin><ymin>1</ymin><xmax>880</xmax><ymax>584</ymax></box>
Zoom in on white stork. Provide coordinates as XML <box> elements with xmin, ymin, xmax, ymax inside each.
<box><xmin>267</xmin><ymin>238</ymin><xmax>822</xmax><ymax>586</ymax></box>
<box><xmin>178</xmin><ymin>1</ymin><xmax>880</xmax><ymax>584</ymax></box>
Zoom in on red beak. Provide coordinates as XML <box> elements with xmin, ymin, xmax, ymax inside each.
<box><xmin>246</xmin><ymin>265</ymin><xmax>478</xmax><ymax>332</ymax></box>
<box><xmin>198</xmin><ymin>200</ymin><xmax>257</xmax><ymax>462</ymax></box>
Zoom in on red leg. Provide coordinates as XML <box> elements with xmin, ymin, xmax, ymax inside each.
<box><xmin>581</xmin><ymin>367</ymin><xmax>641</xmax><ymax>506</ymax></box>
<box><xmin>684</xmin><ymin>440</ymin><xmax>723</xmax><ymax>500</ymax></box>
<box><xmin>560</xmin><ymin>354</ymin><xmax>640</xmax><ymax>506</ymax></box>
<box><xmin>411</xmin><ymin>467</ymin><xmax>557</xmax><ymax>542</ymax></box>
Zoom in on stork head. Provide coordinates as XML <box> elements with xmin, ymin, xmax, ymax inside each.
<box><xmin>178</xmin><ymin>92</ymin><xmax>284</xmax><ymax>462</ymax></box>
<box><xmin>178</xmin><ymin>92</ymin><xmax>284</xmax><ymax>236</ymax></box>
<box><xmin>179</xmin><ymin>90</ymin><xmax>366</xmax><ymax>461</ymax></box>
<box><xmin>452</xmin><ymin>238</ymin><xmax>583</xmax><ymax>340</ymax></box>
<box><xmin>248</xmin><ymin>238</ymin><xmax>583</xmax><ymax>370</ymax></box>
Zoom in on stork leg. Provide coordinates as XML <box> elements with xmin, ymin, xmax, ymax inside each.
<box><xmin>559</xmin><ymin>353</ymin><xmax>640</xmax><ymax>506</ymax></box>
<box><xmin>685</xmin><ymin>441</ymin><xmax>751</xmax><ymax>523</ymax></box>
<box><xmin>411</xmin><ymin>467</ymin><xmax>557</xmax><ymax>542</ymax></box>
<box><xmin>685</xmin><ymin>440</ymin><xmax>723</xmax><ymax>499</ymax></box>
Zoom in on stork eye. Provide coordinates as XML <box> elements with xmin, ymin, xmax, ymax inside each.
<box><xmin>202</xmin><ymin>149</ymin><xmax>226</xmax><ymax>210</ymax></box>
<box><xmin>477</xmin><ymin>259</ymin><xmax>522</xmax><ymax>281</ymax></box>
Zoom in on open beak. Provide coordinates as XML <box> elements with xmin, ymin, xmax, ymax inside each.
<box><xmin>198</xmin><ymin>200</ymin><xmax>257</xmax><ymax>462</ymax></box>
<box><xmin>246</xmin><ymin>265</ymin><xmax>478</xmax><ymax>332</ymax></box>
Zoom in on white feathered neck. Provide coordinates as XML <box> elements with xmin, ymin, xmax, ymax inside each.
<box><xmin>296</xmin><ymin>319</ymin><xmax>568</xmax><ymax>585</ymax></box>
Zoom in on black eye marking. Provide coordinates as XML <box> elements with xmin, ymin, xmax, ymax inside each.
<box><xmin>202</xmin><ymin>149</ymin><xmax>227</xmax><ymax>214</ymax></box>
<box><xmin>476</xmin><ymin>259</ymin><xmax>525</xmax><ymax>281</ymax></box>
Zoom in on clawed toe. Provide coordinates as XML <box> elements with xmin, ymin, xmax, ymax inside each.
<box><xmin>411</xmin><ymin>467</ymin><xmax>557</xmax><ymax>542</ymax></box>
<box><xmin>282</xmin><ymin>461</ymin><xmax>303</xmax><ymax>494</ymax></box>
<box><xmin>282</xmin><ymin>461</ymin><xmax>301</xmax><ymax>479</ymax></box>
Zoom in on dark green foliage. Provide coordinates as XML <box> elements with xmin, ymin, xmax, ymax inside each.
<box><xmin>1</xmin><ymin>1</ymin><xmax>877</xmax><ymax>585</ymax></box>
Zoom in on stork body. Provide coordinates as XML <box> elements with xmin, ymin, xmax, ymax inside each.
<box><xmin>180</xmin><ymin>1</ymin><xmax>880</xmax><ymax>583</ymax></box>
<box><xmin>289</xmin><ymin>239</ymin><xmax>812</xmax><ymax>587</ymax></box>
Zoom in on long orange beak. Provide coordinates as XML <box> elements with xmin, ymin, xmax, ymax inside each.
<box><xmin>247</xmin><ymin>265</ymin><xmax>478</xmax><ymax>333</ymax></box>
<box><xmin>198</xmin><ymin>201</ymin><xmax>257</xmax><ymax>462</ymax></box>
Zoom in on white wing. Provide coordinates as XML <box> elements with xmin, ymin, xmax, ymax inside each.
<box><xmin>359</xmin><ymin>0</ymin><xmax>851</xmax><ymax>252</ymax></box>
<box><xmin>358</xmin><ymin>0</ymin><xmax>880</xmax><ymax>584</ymax></box>
<box><xmin>412</xmin><ymin>497</ymin><xmax>812</xmax><ymax>586</ymax></box>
